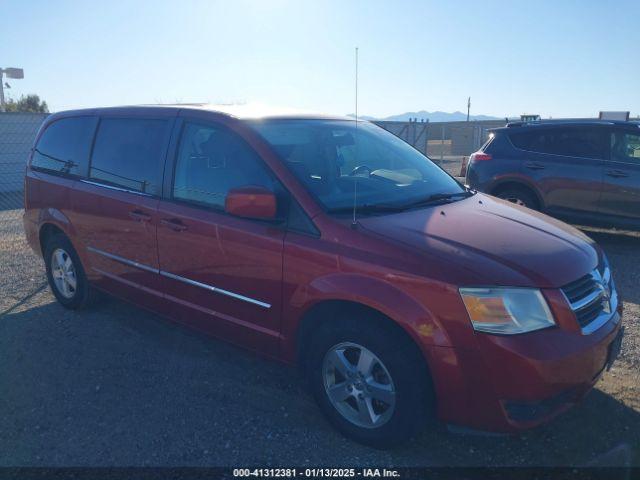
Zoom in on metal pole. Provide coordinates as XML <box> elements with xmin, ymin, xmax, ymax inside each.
<box><xmin>0</xmin><ymin>70</ymin><xmax>5</xmax><ymax>112</ymax></box>
<box><xmin>440</xmin><ymin>124</ymin><xmax>445</xmax><ymax>165</ymax></box>
<box><xmin>424</xmin><ymin>121</ymin><xmax>429</xmax><ymax>156</ymax></box>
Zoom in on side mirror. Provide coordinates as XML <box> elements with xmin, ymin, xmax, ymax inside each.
<box><xmin>225</xmin><ymin>186</ymin><xmax>277</xmax><ymax>220</ymax></box>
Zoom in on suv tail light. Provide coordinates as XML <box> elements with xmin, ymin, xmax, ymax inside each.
<box><xmin>469</xmin><ymin>151</ymin><xmax>492</xmax><ymax>162</ymax></box>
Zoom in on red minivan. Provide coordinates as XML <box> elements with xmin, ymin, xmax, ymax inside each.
<box><xmin>23</xmin><ymin>105</ymin><xmax>624</xmax><ymax>447</ymax></box>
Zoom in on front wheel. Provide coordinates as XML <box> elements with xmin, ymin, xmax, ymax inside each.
<box><xmin>307</xmin><ymin>317</ymin><xmax>434</xmax><ymax>448</ymax></box>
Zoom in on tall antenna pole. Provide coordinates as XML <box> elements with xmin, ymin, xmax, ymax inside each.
<box><xmin>355</xmin><ymin>47</ymin><xmax>359</xmax><ymax>124</ymax></box>
<box><xmin>352</xmin><ymin>47</ymin><xmax>359</xmax><ymax>228</ymax></box>
<box><xmin>467</xmin><ymin>96</ymin><xmax>471</xmax><ymax>122</ymax></box>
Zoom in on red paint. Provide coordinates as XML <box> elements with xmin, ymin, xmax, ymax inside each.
<box><xmin>24</xmin><ymin>106</ymin><xmax>623</xmax><ymax>433</ymax></box>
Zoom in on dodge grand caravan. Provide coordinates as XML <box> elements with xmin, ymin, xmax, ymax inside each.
<box><xmin>24</xmin><ymin>105</ymin><xmax>624</xmax><ymax>447</ymax></box>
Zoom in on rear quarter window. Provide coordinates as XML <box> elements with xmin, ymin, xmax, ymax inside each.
<box><xmin>508</xmin><ymin>127</ymin><xmax>608</xmax><ymax>160</ymax></box>
<box><xmin>508</xmin><ymin>130</ymin><xmax>536</xmax><ymax>150</ymax></box>
<box><xmin>32</xmin><ymin>116</ymin><xmax>97</xmax><ymax>176</ymax></box>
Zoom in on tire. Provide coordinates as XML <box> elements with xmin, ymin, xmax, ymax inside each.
<box><xmin>44</xmin><ymin>233</ymin><xmax>95</xmax><ymax>309</ymax></box>
<box><xmin>306</xmin><ymin>314</ymin><xmax>434</xmax><ymax>448</ymax></box>
<box><xmin>495</xmin><ymin>187</ymin><xmax>539</xmax><ymax>210</ymax></box>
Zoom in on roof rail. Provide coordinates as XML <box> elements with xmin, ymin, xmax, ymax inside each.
<box><xmin>506</xmin><ymin>118</ymin><xmax>639</xmax><ymax>128</ymax></box>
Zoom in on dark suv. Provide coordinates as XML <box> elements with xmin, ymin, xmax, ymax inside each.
<box><xmin>466</xmin><ymin>120</ymin><xmax>640</xmax><ymax>230</ymax></box>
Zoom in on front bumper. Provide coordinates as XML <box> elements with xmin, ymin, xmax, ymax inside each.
<box><xmin>434</xmin><ymin>295</ymin><xmax>623</xmax><ymax>433</ymax></box>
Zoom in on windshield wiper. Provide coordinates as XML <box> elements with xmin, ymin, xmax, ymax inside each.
<box><xmin>327</xmin><ymin>191</ymin><xmax>473</xmax><ymax>215</ymax></box>
<box><xmin>327</xmin><ymin>203</ymin><xmax>407</xmax><ymax>214</ymax></box>
<box><xmin>399</xmin><ymin>190</ymin><xmax>473</xmax><ymax>209</ymax></box>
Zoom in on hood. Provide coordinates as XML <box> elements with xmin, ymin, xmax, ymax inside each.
<box><xmin>356</xmin><ymin>193</ymin><xmax>599</xmax><ymax>288</ymax></box>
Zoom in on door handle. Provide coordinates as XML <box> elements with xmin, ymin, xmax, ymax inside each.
<box><xmin>524</xmin><ymin>162</ymin><xmax>545</xmax><ymax>170</ymax></box>
<box><xmin>128</xmin><ymin>209</ymin><xmax>152</xmax><ymax>222</ymax></box>
<box><xmin>606</xmin><ymin>169</ymin><xmax>629</xmax><ymax>178</ymax></box>
<box><xmin>161</xmin><ymin>218</ymin><xmax>188</xmax><ymax>232</ymax></box>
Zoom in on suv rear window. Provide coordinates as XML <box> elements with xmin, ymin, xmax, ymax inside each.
<box><xmin>32</xmin><ymin>116</ymin><xmax>97</xmax><ymax>176</ymax></box>
<box><xmin>509</xmin><ymin>127</ymin><xmax>608</xmax><ymax>160</ymax></box>
<box><xmin>89</xmin><ymin>118</ymin><xmax>169</xmax><ymax>195</ymax></box>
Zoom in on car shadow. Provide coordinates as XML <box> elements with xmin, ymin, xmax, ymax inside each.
<box><xmin>405</xmin><ymin>387</ymin><xmax>640</xmax><ymax>468</ymax></box>
<box><xmin>1</xmin><ymin>298</ymin><xmax>639</xmax><ymax>467</ymax></box>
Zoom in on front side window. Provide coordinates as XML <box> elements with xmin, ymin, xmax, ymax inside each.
<box><xmin>611</xmin><ymin>131</ymin><xmax>640</xmax><ymax>164</ymax></box>
<box><xmin>250</xmin><ymin>120</ymin><xmax>465</xmax><ymax>212</ymax></box>
<box><xmin>89</xmin><ymin>118</ymin><xmax>168</xmax><ymax>195</ymax></box>
<box><xmin>32</xmin><ymin>116</ymin><xmax>97</xmax><ymax>176</ymax></box>
<box><xmin>173</xmin><ymin>122</ymin><xmax>278</xmax><ymax>209</ymax></box>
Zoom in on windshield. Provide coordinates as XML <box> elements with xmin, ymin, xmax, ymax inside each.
<box><xmin>250</xmin><ymin>119</ymin><xmax>466</xmax><ymax>212</ymax></box>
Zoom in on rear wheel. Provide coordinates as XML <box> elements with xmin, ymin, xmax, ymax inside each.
<box><xmin>495</xmin><ymin>186</ymin><xmax>539</xmax><ymax>210</ymax></box>
<box><xmin>307</xmin><ymin>315</ymin><xmax>434</xmax><ymax>448</ymax></box>
<box><xmin>44</xmin><ymin>234</ymin><xmax>95</xmax><ymax>309</ymax></box>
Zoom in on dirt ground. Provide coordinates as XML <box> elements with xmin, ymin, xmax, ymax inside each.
<box><xmin>0</xmin><ymin>208</ymin><xmax>638</xmax><ymax>467</ymax></box>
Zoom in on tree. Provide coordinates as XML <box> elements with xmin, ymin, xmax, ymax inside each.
<box><xmin>4</xmin><ymin>94</ymin><xmax>49</xmax><ymax>113</ymax></box>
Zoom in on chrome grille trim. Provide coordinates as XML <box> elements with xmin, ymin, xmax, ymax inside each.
<box><xmin>570</xmin><ymin>287</ymin><xmax>605</xmax><ymax>311</ymax></box>
<box><xmin>561</xmin><ymin>265</ymin><xmax>618</xmax><ymax>335</ymax></box>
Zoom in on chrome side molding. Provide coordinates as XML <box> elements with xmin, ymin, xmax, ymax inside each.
<box><xmin>159</xmin><ymin>270</ymin><xmax>271</xmax><ymax>309</ymax></box>
<box><xmin>87</xmin><ymin>246</ymin><xmax>271</xmax><ymax>309</ymax></box>
<box><xmin>87</xmin><ymin>246</ymin><xmax>159</xmax><ymax>274</ymax></box>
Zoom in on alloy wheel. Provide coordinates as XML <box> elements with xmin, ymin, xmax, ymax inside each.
<box><xmin>51</xmin><ymin>248</ymin><xmax>77</xmax><ymax>299</ymax></box>
<box><xmin>322</xmin><ymin>342</ymin><xmax>396</xmax><ymax>429</ymax></box>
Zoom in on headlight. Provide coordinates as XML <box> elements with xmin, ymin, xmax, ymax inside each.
<box><xmin>459</xmin><ymin>287</ymin><xmax>555</xmax><ymax>334</ymax></box>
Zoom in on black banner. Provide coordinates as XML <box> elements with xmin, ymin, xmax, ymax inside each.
<box><xmin>0</xmin><ymin>468</ymin><xmax>637</xmax><ymax>480</ymax></box>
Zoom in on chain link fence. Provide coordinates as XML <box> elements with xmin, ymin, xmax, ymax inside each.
<box><xmin>0</xmin><ymin>113</ymin><xmax>48</xmax><ymax>311</ymax></box>
<box><xmin>373</xmin><ymin>119</ymin><xmax>506</xmax><ymax>177</ymax></box>
<box><xmin>0</xmin><ymin>112</ymin><xmax>47</xmax><ymax>206</ymax></box>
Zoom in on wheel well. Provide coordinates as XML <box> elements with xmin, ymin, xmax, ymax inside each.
<box><xmin>39</xmin><ymin>223</ymin><xmax>65</xmax><ymax>255</ymax></box>
<box><xmin>491</xmin><ymin>181</ymin><xmax>541</xmax><ymax>209</ymax></box>
<box><xmin>296</xmin><ymin>300</ymin><xmax>428</xmax><ymax>373</ymax></box>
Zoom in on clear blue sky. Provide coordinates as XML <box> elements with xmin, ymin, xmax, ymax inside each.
<box><xmin>2</xmin><ymin>0</ymin><xmax>638</xmax><ymax>118</ymax></box>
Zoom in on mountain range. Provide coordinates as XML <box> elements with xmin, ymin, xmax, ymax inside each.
<box><xmin>349</xmin><ymin>110</ymin><xmax>501</xmax><ymax>122</ymax></box>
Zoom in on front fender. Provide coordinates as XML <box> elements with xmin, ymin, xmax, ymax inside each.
<box><xmin>280</xmin><ymin>272</ymin><xmax>477</xmax><ymax>425</ymax></box>
<box><xmin>281</xmin><ymin>272</ymin><xmax>454</xmax><ymax>364</ymax></box>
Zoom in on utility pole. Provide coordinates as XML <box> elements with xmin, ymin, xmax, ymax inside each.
<box><xmin>466</xmin><ymin>96</ymin><xmax>471</xmax><ymax>122</ymax></box>
<box><xmin>0</xmin><ymin>77</ymin><xmax>4</xmax><ymax>112</ymax></box>
<box><xmin>0</xmin><ymin>67</ymin><xmax>25</xmax><ymax>112</ymax></box>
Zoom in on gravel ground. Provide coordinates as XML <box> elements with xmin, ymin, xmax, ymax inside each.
<box><xmin>0</xmin><ymin>208</ymin><xmax>638</xmax><ymax>467</ymax></box>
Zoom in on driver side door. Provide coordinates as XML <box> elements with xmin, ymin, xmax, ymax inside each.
<box><xmin>157</xmin><ymin>117</ymin><xmax>286</xmax><ymax>356</ymax></box>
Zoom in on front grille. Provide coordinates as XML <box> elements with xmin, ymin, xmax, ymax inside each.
<box><xmin>561</xmin><ymin>265</ymin><xmax>615</xmax><ymax>332</ymax></box>
<box><xmin>562</xmin><ymin>274</ymin><xmax>598</xmax><ymax>305</ymax></box>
